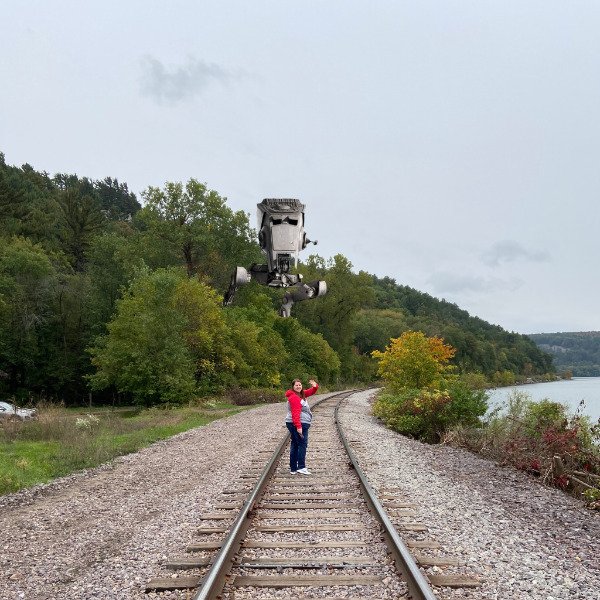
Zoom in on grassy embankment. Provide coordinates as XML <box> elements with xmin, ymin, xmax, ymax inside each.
<box><xmin>372</xmin><ymin>381</ymin><xmax>600</xmax><ymax>508</ymax></box>
<box><xmin>0</xmin><ymin>401</ymin><xmax>252</xmax><ymax>496</ymax></box>
<box><xmin>445</xmin><ymin>391</ymin><xmax>600</xmax><ymax>508</ymax></box>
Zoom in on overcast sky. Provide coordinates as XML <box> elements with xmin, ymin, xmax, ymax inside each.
<box><xmin>2</xmin><ymin>1</ymin><xmax>599</xmax><ymax>334</ymax></box>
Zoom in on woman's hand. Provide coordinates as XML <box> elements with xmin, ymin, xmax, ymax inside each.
<box><xmin>309</xmin><ymin>379</ymin><xmax>317</xmax><ymax>388</ymax></box>
<box><xmin>296</xmin><ymin>426</ymin><xmax>303</xmax><ymax>437</ymax></box>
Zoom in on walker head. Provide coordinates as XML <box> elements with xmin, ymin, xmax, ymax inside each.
<box><xmin>224</xmin><ymin>198</ymin><xmax>326</xmax><ymax>316</ymax></box>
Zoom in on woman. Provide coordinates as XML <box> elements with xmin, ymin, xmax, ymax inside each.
<box><xmin>285</xmin><ymin>378</ymin><xmax>318</xmax><ymax>475</ymax></box>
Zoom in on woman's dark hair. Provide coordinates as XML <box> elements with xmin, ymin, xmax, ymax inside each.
<box><xmin>291</xmin><ymin>378</ymin><xmax>305</xmax><ymax>399</ymax></box>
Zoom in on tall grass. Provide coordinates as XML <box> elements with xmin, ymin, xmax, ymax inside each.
<box><xmin>0</xmin><ymin>401</ymin><xmax>246</xmax><ymax>495</ymax></box>
<box><xmin>445</xmin><ymin>390</ymin><xmax>600</xmax><ymax>507</ymax></box>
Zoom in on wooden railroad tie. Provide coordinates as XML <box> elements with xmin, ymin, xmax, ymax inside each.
<box><xmin>383</xmin><ymin>501</ymin><xmax>417</xmax><ymax>508</ymax></box>
<box><xmin>406</xmin><ymin>539</ymin><xmax>441</xmax><ymax>549</ymax></box>
<box><xmin>413</xmin><ymin>552</ymin><xmax>461</xmax><ymax>567</ymax></box>
<box><xmin>233</xmin><ymin>575</ymin><xmax>383</xmax><ymax>588</ymax></box>
<box><xmin>269</xmin><ymin>483</ymin><xmax>349</xmax><ymax>489</ymax></box>
<box><xmin>269</xmin><ymin>485</ymin><xmax>356</xmax><ymax>492</ymax></box>
<box><xmin>275</xmin><ymin>477</ymin><xmax>341</xmax><ymax>483</ymax></box>
<box><xmin>263</xmin><ymin>494</ymin><xmax>356</xmax><ymax>500</ymax></box>
<box><xmin>145</xmin><ymin>576</ymin><xmax>202</xmax><ymax>591</ymax></box>
<box><xmin>258</xmin><ymin>511</ymin><xmax>357</xmax><ymax>519</ymax></box>
<box><xmin>240</xmin><ymin>557</ymin><xmax>378</xmax><ymax>569</ymax></box>
<box><xmin>243</xmin><ymin>540</ymin><xmax>367</xmax><ymax>549</ymax></box>
<box><xmin>261</xmin><ymin>502</ymin><xmax>360</xmax><ymax>509</ymax></box>
<box><xmin>254</xmin><ymin>523</ymin><xmax>367</xmax><ymax>532</ymax></box>
<box><xmin>387</xmin><ymin>509</ymin><xmax>418</xmax><ymax>517</ymax></box>
<box><xmin>187</xmin><ymin>541</ymin><xmax>222</xmax><ymax>551</ymax></box>
<box><xmin>395</xmin><ymin>523</ymin><xmax>428</xmax><ymax>532</ymax></box>
<box><xmin>196</xmin><ymin>527</ymin><xmax>228</xmax><ymax>534</ymax></box>
<box><xmin>165</xmin><ymin>556</ymin><xmax>212</xmax><ymax>569</ymax></box>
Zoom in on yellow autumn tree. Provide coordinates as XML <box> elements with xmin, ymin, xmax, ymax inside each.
<box><xmin>372</xmin><ymin>330</ymin><xmax>456</xmax><ymax>391</ymax></box>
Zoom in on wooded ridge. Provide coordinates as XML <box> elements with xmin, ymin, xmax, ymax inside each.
<box><xmin>0</xmin><ymin>153</ymin><xmax>554</xmax><ymax>405</ymax></box>
<box><xmin>528</xmin><ymin>331</ymin><xmax>600</xmax><ymax>376</ymax></box>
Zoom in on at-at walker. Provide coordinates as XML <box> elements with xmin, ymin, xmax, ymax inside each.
<box><xmin>223</xmin><ymin>199</ymin><xmax>327</xmax><ymax>317</ymax></box>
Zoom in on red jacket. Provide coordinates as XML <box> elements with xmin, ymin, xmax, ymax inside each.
<box><xmin>285</xmin><ymin>384</ymin><xmax>318</xmax><ymax>429</ymax></box>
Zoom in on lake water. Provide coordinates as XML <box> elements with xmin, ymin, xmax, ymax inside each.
<box><xmin>487</xmin><ymin>377</ymin><xmax>600</xmax><ymax>422</ymax></box>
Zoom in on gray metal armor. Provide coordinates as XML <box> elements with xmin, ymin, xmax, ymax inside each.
<box><xmin>223</xmin><ymin>199</ymin><xmax>327</xmax><ymax>317</ymax></box>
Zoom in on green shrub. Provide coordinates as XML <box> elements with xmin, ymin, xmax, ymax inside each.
<box><xmin>456</xmin><ymin>391</ymin><xmax>600</xmax><ymax>494</ymax></box>
<box><xmin>460</xmin><ymin>372</ymin><xmax>489</xmax><ymax>390</ymax></box>
<box><xmin>522</xmin><ymin>399</ymin><xmax>567</xmax><ymax>437</ymax></box>
<box><xmin>492</xmin><ymin>370</ymin><xmax>517</xmax><ymax>386</ymax></box>
<box><xmin>443</xmin><ymin>379</ymin><xmax>489</xmax><ymax>429</ymax></box>
<box><xmin>373</xmin><ymin>381</ymin><xmax>488</xmax><ymax>443</ymax></box>
<box><xmin>583</xmin><ymin>487</ymin><xmax>600</xmax><ymax>509</ymax></box>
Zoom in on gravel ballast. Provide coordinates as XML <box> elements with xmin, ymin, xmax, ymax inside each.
<box><xmin>340</xmin><ymin>390</ymin><xmax>600</xmax><ymax>600</ymax></box>
<box><xmin>1</xmin><ymin>390</ymin><xmax>599</xmax><ymax>599</ymax></box>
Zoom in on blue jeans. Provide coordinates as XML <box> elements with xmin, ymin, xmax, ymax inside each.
<box><xmin>286</xmin><ymin>422</ymin><xmax>310</xmax><ymax>471</ymax></box>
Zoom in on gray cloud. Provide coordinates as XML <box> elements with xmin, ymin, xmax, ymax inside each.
<box><xmin>139</xmin><ymin>55</ymin><xmax>239</xmax><ymax>104</ymax></box>
<box><xmin>428</xmin><ymin>271</ymin><xmax>522</xmax><ymax>295</ymax></box>
<box><xmin>481</xmin><ymin>241</ymin><xmax>551</xmax><ymax>268</ymax></box>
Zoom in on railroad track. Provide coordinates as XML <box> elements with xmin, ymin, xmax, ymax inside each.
<box><xmin>146</xmin><ymin>390</ymin><xmax>480</xmax><ymax>599</ymax></box>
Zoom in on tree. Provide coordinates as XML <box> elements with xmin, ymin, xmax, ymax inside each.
<box><xmin>137</xmin><ymin>180</ymin><xmax>259</xmax><ymax>285</ymax></box>
<box><xmin>223</xmin><ymin>308</ymin><xmax>288</xmax><ymax>388</ymax></box>
<box><xmin>0</xmin><ymin>155</ymin><xmax>60</xmax><ymax>249</ymax></box>
<box><xmin>294</xmin><ymin>254</ymin><xmax>374</xmax><ymax>379</ymax></box>
<box><xmin>94</xmin><ymin>177</ymin><xmax>140</xmax><ymax>221</ymax></box>
<box><xmin>85</xmin><ymin>230</ymin><xmax>146</xmax><ymax>336</ymax></box>
<box><xmin>274</xmin><ymin>317</ymin><xmax>341</xmax><ymax>385</ymax></box>
<box><xmin>56</xmin><ymin>187</ymin><xmax>104</xmax><ymax>271</ymax></box>
<box><xmin>0</xmin><ymin>237</ymin><xmax>58</xmax><ymax>398</ymax></box>
<box><xmin>372</xmin><ymin>330</ymin><xmax>456</xmax><ymax>391</ymax></box>
<box><xmin>353</xmin><ymin>308</ymin><xmax>408</xmax><ymax>354</ymax></box>
<box><xmin>372</xmin><ymin>332</ymin><xmax>488</xmax><ymax>442</ymax></box>
<box><xmin>43</xmin><ymin>270</ymin><xmax>93</xmax><ymax>402</ymax></box>
<box><xmin>88</xmin><ymin>268</ymin><xmax>232</xmax><ymax>404</ymax></box>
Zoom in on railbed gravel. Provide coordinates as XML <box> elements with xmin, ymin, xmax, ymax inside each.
<box><xmin>340</xmin><ymin>390</ymin><xmax>600</xmax><ymax>600</ymax></box>
<box><xmin>1</xmin><ymin>389</ymin><xmax>598</xmax><ymax>599</ymax></box>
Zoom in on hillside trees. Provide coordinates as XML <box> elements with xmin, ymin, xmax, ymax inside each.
<box><xmin>0</xmin><ymin>155</ymin><xmax>558</xmax><ymax>405</ymax></box>
<box><xmin>95</xmin><ymin>177</ymin><xmax>139</xmax><ymax>221</ymax></box>
<box><xmin>88</xmin><ymin>268</ymin><xmax>232</xmax><ymax>404</ymax></box>
<box><xmin>56</xmin><ymin>187</ymin><xmax>105</xmax><ymax>272</ymax></box>
<box><xmin>224</xmin><ymin>307</ymin><xmax>288</xmax><ymax>388</ymax></box>
<box><xmin>53</xmin><ymin>173</ymin><xmax>142</xmax><ymax>272</ymax></box>
<box><xmin>88</xmin><ymin>271</ymin><xmax>341</xmax><ymax>404</ymax></box>
<box><xmin>137</xmin><ymin>180</ymin><xmax>260</xmax><ymax>286</ymax></box>
<box><xmin>84</xmin><ymin>229</ymin><xmax>146</xmax><ymax>335</ymax></box>
<box><xmin>273</xmin><ymin>316</ymin><xmax>341</xmax><ymax>385</ymax></box>
<box><xmin>529</xmin><ymin>332</ymin><xmax>600</xmax><ymax>376</ymax></box>
<box><xmin>370</xmin><ymin>275</ymin><xmax>553</xmax><ymax>378</ymax></box>
<box><xmin>0</xmin><ymin>155</ymin><xmax>59</xmax><ymax>246</ymax></box>
<box><xmin>0</xmin><ymin>237</ymin><xmax>59</xmax><ymax>397</ymax></box>
<box><xmin>353</xmin><ymin>309</ymin><xmax>408</xmax><ymax>355</ymax></box>
<box><xmin>294</xmin><ymin>254</ymin><xmax>374</xmax><ymax>380</ymax></box>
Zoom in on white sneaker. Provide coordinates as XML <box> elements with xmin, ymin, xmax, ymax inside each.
<box><xmin>290</xmin><ymin>470</ymin><xmax>297</xmax><ymax>475</ymax></box>
<box><xmin>297</xmin><ymin>468</ymin><xmax>311</xmax><ymax>475</ymax></box>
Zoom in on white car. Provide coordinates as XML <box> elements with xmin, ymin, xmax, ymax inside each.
<box><xmin>0</xmin><ymin>401</ymin><xmax>37</xmax><ymax>420</ymax></box>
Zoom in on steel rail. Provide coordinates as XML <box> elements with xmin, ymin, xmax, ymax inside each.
<box><xmin>191</xmin><ymin>390</ymin><xmax>349</xmax><ymax>600</ymax></box>
<box><xmin>334</xmin><ymin>396</ymin><xmax>439</xmax><ymax>600</ymax></box>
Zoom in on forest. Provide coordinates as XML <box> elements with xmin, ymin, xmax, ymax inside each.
<box><xmin>0</xmin><ymin>153</ymin><xmax>554</xmax><ymax>406</ymax></box>
<box><xmin>528</xmin><ymin>331</ymin><xmax>600</xmax><ymax>376</ymax></box>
